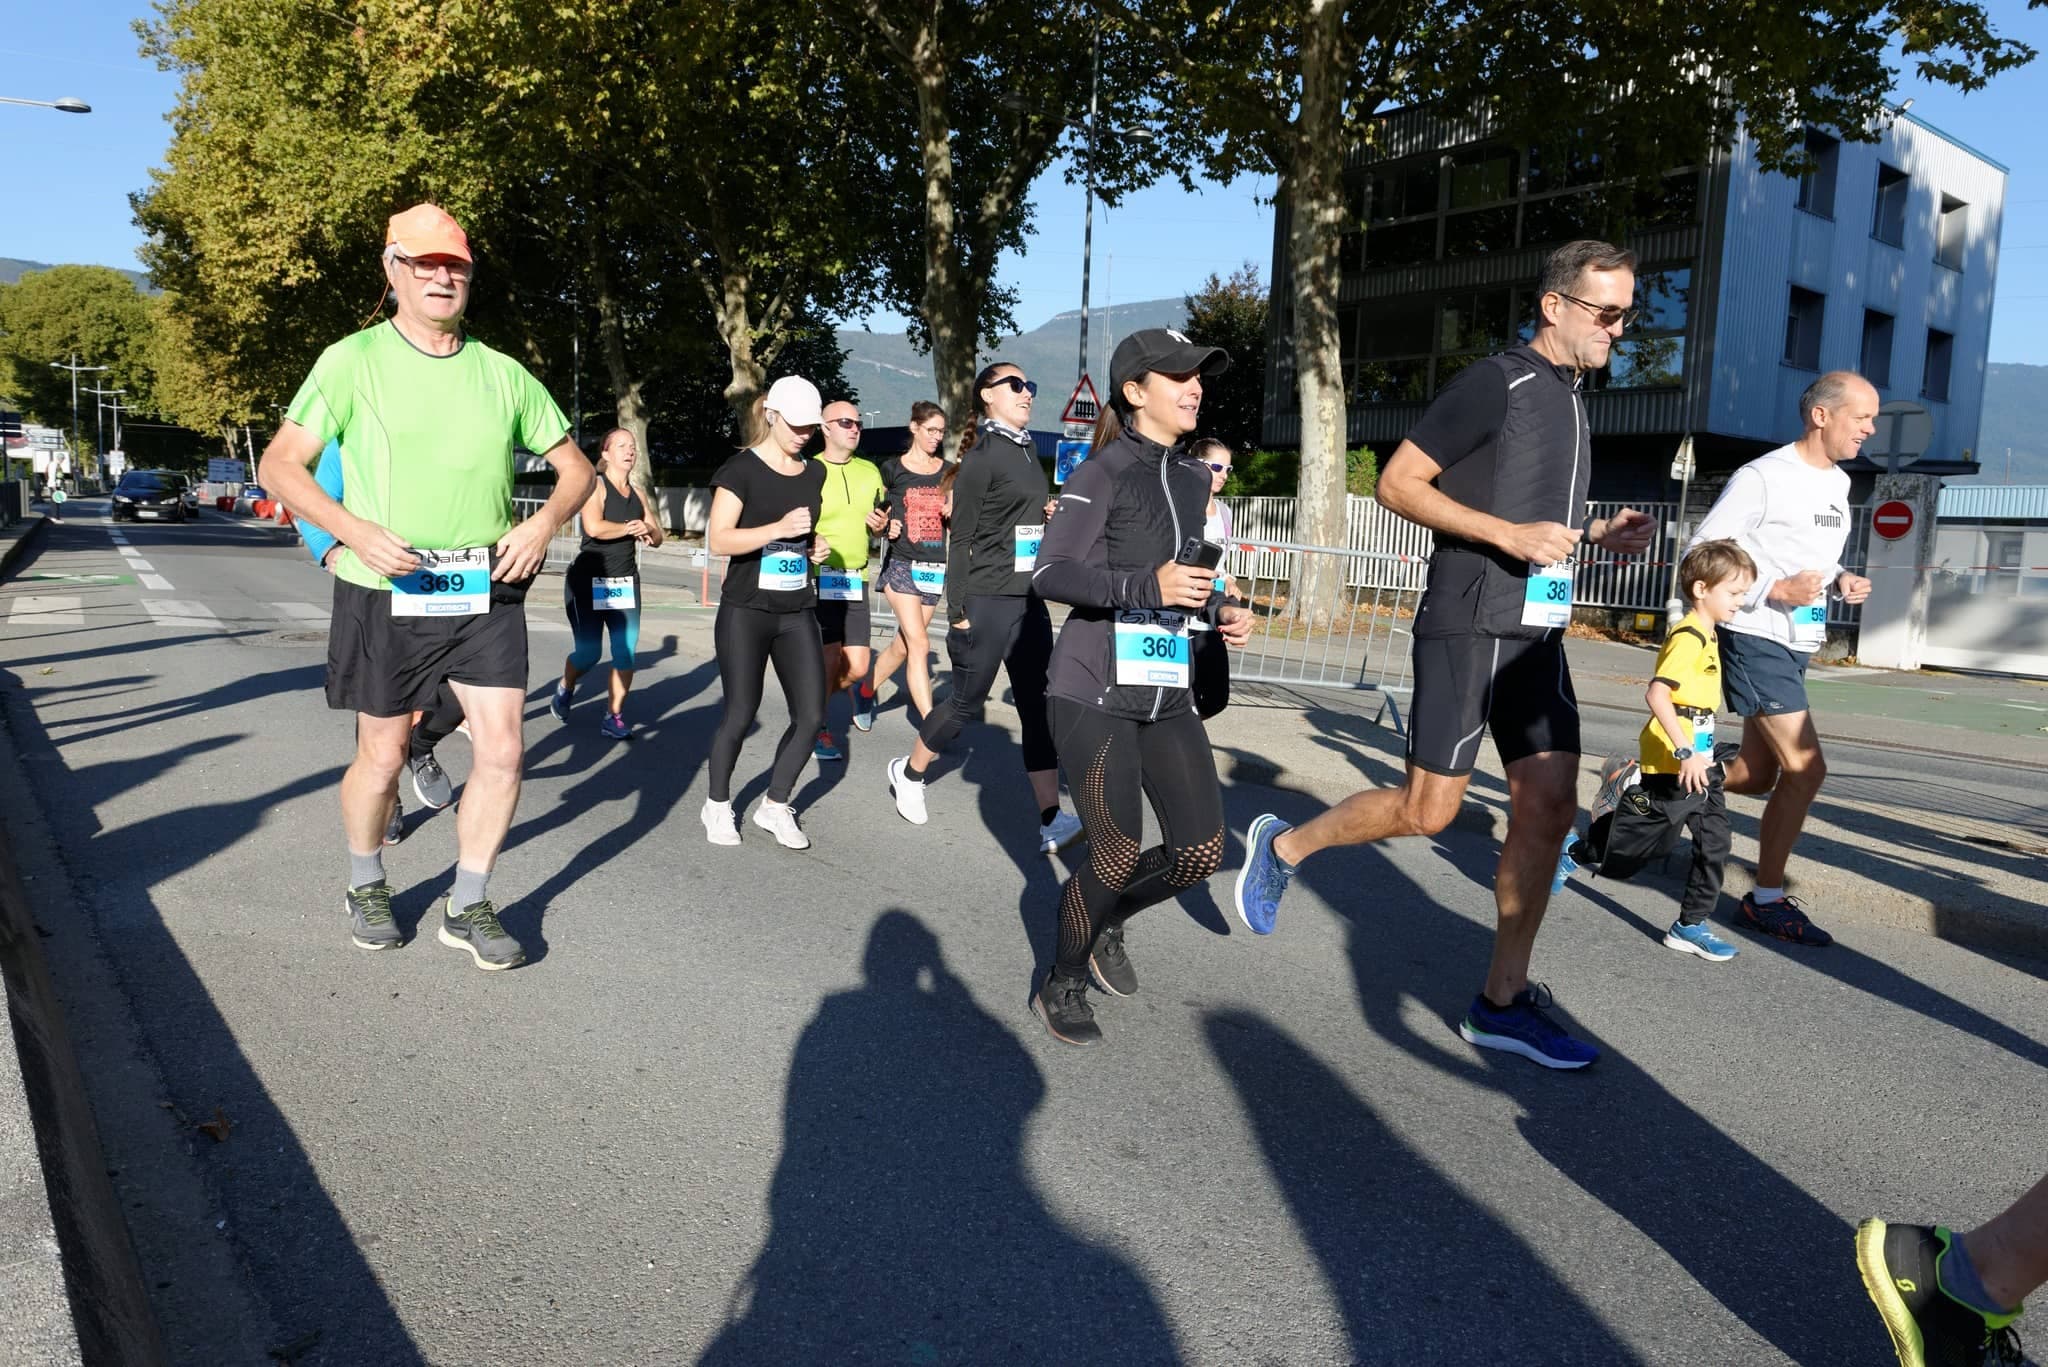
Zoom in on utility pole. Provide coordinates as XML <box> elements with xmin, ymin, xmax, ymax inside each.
<box><xmin>49</xmin><ymin>354</ymin><xmax>108</xmax><ymax>483</ymax></box>
<box><xmin>84</xmin><ymin>386</ymin><xmax>125</xmax><ymax>466</ymax></box>
<box><xmin>1077</xmin><ymin>18</ymin><xmax>1099</xmax><ymax>390</ymax></box>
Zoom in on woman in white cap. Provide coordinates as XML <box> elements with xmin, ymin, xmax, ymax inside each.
<box><xmin>702</xmin><ymin>376</ymin><xmax>831</xmax><ymax>850</ymax></box>
<box><xmin>1025</xmin><ymin>328</ymin><xmax>1252</xmax><ymax>1045</ymax></box>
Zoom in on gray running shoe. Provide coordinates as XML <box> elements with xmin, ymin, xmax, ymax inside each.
<box><xmin>437</xmin><ymin>897</ymin><xmax>525</xmax><ymax>971</ymax></box>
<box><xmin>347</xmin><ymin>881</ymin><xmax>401</xmax><ymax>951</ymax></box>
<box><xmin>409</xmin><ymin>751</ymin><xmax>453</xmax><ymax>809</ymax></box>
<box><xmin>383</xmin><ymin>795</ymin><xmax>406</xmax><ymax>847</ymax></box>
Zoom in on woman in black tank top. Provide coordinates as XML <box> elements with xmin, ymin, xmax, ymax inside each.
<box><xmin>554</xmin><ymin>428</ymin><xmax>663</xmax><ymax>739</ymax></box>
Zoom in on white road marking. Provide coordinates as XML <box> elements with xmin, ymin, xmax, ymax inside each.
<box><xmin>6</xmin><ymin>595</ymin><xmax>84</xmax><ymax>627</ymax></box>
<box><xmin>140</xmin><ymin>600</ymin><xmax>222</xmax><ymax>631</ymax></box>
<box><xmin>139</xmin><ymin>574</ymin><xmax>174</xmax><ymax>591</ymax></box>
<box><xmin>122</xmin><ymin>556</ymin><xmax>155</xmax><ymax>572</ymax></box>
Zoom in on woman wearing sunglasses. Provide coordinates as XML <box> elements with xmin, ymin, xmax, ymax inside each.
<box><xmin>701</xmin><ymin>375</ymin><xmax>832</xmax><ymax>851</ymax></box>
<box><xmin>886</xmin><ymin>363</ymin><xmax>1081</xmax><ymax>854</ymax></box>
<box><xmin>1027</xmin><ymin>330</ymin><xmax>1254</xmax><ymax>1044</ymax></box>
<box><xmin>858</xmin><ymin>401</ymin><xmax>950</xmax><ymax>731</ymax></box>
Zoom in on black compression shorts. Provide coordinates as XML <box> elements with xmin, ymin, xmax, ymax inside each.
<box><xmin>814</xmin><ymin>596</ymin><xmax>873</xmax><ymax>647</ymax></box>
<box><xmin>1406</xmin><ymin>633</ymin><xmax>1580</xmax><ymax>777</ymax></box>
<box><xmin>325</xmin><ymin>576</ymin><xmax>529</xmax><ymax>717</ymax></box>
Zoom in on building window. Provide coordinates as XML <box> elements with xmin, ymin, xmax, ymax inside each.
<box><xmin>1861</xmin><ymin>310</ymin><xmax>1895</xmax><ymax>387</ymax></box>
<box><xmin>1363</xmin><ymin>218</ymin><xmax>1438</xmax><ymax>268</ymax></box>
<box><xmin>1923</xmin><ymin>328</ymin><xmax>1954</xmax><ymax>402</ymax></box>
<box><xmin>1936</xmin><ymin>196</ymin><xmax>1968</xmax><ymax>271</ymax></box>
<box><xmin>1447</xmin><ymin>145</ymin><xmax>1518</xmax><ymax>209</ymax></box>
<box><xmin>1795</xmin><ymin>129</ymin><xmax>1839</xmax><ymax>218</ymax></box>
<box><xmin>1872</xmin><ymin>163</ymin><xmax>1909</xmax><ymax>247</ymax></box>
<box><xmin>1368</xmin><ymin>158</ymin><xmax>1441</xmax><ymax>223</ymax></box>
<box><xmin>1785</xmin><ymin>287</ymin><xmax>1825</xmax><ymax>370</ymax></box>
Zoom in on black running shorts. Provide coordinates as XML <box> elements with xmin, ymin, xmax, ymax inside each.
<box><xmin>326</xmin><ymin>576</ymin><xmax>530</xmax><ymax>717</ymax></box>
<box><xmin>1406</xmin><ymin>633</ymin><xmax>1580</xmax><ymax>777</ymax></box>
<box><xmin>814</xmin><ymin>596</ymin><xmax>873</xmax><ymax>647</ymax></box>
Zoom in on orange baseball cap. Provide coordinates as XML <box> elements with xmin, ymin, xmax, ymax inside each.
<box><xmin>385</xmin><ymin>204</ymin><xmax>472</xmax><ymax>263</ymax></box>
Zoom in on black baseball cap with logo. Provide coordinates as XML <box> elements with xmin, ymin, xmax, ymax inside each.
<box><xmin>1108</xmin><ymin>328</ymin><xmax>1231</xmax><ymax>397</ymax></box>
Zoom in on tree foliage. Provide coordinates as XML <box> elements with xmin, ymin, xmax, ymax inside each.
<box><xmin>0</xmin><ymin>266</ymin><xmax>158</xmax><ymax>439</ymax></box>
<box><xmin>1183</xmin><ymin>264</ymin><xmax>1270</xmax><ymax>456</ymax></box>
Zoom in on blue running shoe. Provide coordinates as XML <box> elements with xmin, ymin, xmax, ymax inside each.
<box><xmin>1234</xmin><ymin>813</ymin><xmax>1295</xmax><ymax>935</ymax></box>
<box><xmin>1458</xmin><ymin>985</ymin><xmax>1599</xmax><ymax>1069</ymax></box>
<box><xmin>1664</xmin><ymin>920</ymin><xmax>1738</xmax><ymax>961</ymax></box>
<box><xmin>600</xmin><ymin>711</ymin><xmax>631</xmax><ymax>741</ymax></box>
<box><xmin>813</xmin><ymin>730</ymin><xmax>844</xmax><ymax>762</ymax></box>
<box><xmin>851</xmin><ymin>687</ymin><xmax>877</xmax><ymax>733</ymax></box>
<box><xmin>550</xmin><ymin>681</ymin><xmax>572</xmax><ymax>723</ymax></box>
<box><xmin>1551</xmin><ymin>829</ymin><xmax>1581</xmax><ymax>894</ymax></box>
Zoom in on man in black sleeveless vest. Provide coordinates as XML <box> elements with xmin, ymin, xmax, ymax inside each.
<box><xmin>1238</xmin><ymin>239</ymin><xmax>1658</xmax><ymax>1070</ymax></box>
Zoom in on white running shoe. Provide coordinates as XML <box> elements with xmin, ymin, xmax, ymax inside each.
<box><xmin>701</xmin><ymin>798</ymin><xmax>740</xmax><ymax>846</ymax></box>
<box><xmin>887</xmin><ymin>756</ymin><xmax>928</xmax><ymax>825</ymax></box>
<box><xmin>1040</xmin><ymin>807</ymin><xmax>1084</xmax><ymax>854</ymax></box>
<box><xmin>752</xmin><ymin>800</ymin><xmax>811</xmax><ymax>850</ymax></box>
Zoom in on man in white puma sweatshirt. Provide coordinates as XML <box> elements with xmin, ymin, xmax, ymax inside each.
<box><xmin>1687</xmin><ymin>371</ymin><xmax>1876</xmax><ymax>947</ymax></box>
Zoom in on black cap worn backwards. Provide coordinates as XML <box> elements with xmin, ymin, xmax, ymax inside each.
<box><xmin>1108</xmin><ymin>328</ymin><xmax>1230</xmax><ymax>398</ymax></box>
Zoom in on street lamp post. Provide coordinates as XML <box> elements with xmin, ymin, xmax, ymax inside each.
<box><xmin>1078</xmin><ymin>22</ymin><xmax>1101</xmax><ymax>391</ymax></box>
<box><xmin>0</xmin><ymin>95</ymin><xmax>91</xmax><ymax>114</ymax></box>
<box><xmin>50</xmin><ymin>355</ymin><xmax>109</xmax><ymax>484</ymax></box>
<box><xmin>84</xmin><ymin>386</ymin><xmax>127</xmax><ymax>469</ymax></box>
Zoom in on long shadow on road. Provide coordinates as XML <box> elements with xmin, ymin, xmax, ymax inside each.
<box><xmin>1218</xmin><ymin>772</ymin><xmax>1894</xmax><ymax>1365</ymax></box>
<box><xmin>699</xmin><ymin>910</ymin><xmax>1180</xmax><ymax>1366</ymax></box>
<box><xmin>0</xmin><ymin>664</ymin><xmax>426</xmax><ymax>1365</ymax></box>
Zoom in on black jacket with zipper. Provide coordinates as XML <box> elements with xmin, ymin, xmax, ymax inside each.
<box><xmin>1032</xmin><ymin>427</ymin><xmax>1219</xmax><ymax>722</ymax></box>
<box><xmin>944</xmin><ymin>423</ymin><xmax>1050</xmax><ymax>620</ymax></box>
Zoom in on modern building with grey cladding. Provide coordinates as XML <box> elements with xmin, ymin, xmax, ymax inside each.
<box><xmin>1263</xmin><ymin>103</ymin><xmax>2006</xmax><ymax>500</ymax></box>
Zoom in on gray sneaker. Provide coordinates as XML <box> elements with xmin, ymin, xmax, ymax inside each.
<box><xmin>437</xmin><ymin>897</ymin><xmax>525</xmax><ymax>971</ymax></box>
<box><xmin>409</xmin><ymin>751</ymin><xmax>453</xmax><ymax>809</ymax></box>
<box><xmin>346</xmin><ymin>881</ymin><xmax>401</xmax><ymax>951</ymax></box>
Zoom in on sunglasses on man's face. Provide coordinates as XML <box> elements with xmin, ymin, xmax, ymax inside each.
<box><xmin>1555</xmin><ymin>292</ymin><xmax>1641</xmax><ymax>330</ymax></box>
<box><xmin>986</xmin><ymin>376</ymin><xmax>1038</xmax><ymax>396</ymax></box>
<box><xmin>825</xmin><ymin>417</ymin><xmax>862</xmax><ymax>431</ymax></box>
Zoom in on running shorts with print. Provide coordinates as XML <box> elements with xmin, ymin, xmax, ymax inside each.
<box><xmin>878</xmin><ymin>556</ymin><xmax>940</xmax><ymax>608</ymax></box>
<box><xmin>1406</xmin><ymin>633</ymin><xmax>1581</xmax><ymax>777</ymax></box>
<box><xmin>814</xmin><ymin>597</ymin><xmax>873</xmax><ymax>647</ymax></box>
<box><xmin>326</xmin><ymin>576</ymin><xmax>530</xmax><ymax>717</ymax></box>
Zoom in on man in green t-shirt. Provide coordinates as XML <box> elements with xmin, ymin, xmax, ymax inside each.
<box><xmin>810</xmin><ymin>399</ymin><xmax>887</xmax><ymax>760</ymax></box>
<box><xmin>258</xmin><ymin>203</ymin><xmax>594</xmax><ymax>971</ymax></box>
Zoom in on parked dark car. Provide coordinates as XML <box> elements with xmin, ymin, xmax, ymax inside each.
<box><xmin>111</xmin><ymin>471</ymin><xmax>194</xmax><ymax>523</ymax></box>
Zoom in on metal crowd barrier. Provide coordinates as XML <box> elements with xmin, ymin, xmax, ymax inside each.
<box><xmin>1221</xmin><ymin>539</ymin><xmax>1424</xmax><ymax>733</ymax></box>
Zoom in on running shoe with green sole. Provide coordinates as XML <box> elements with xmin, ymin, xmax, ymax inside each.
<box><xmin>347</xmin><ymin>881</ymin><xmax>401</xmax><ymax>951</ymax></box>
<box><xmin>1855</xmin><ymin>1219</ymin><xmax>2024</xmax><ymax>1367</ymax></box>
<box><xmin>438</xmin><ymin>897</ymin><xmax>525</xmax><ymax>971</ymax></box>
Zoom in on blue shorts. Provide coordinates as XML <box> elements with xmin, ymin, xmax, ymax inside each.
<box><xmin>1717</xmin><ymin>629</ymin><xmax>1811</xmax><ymax>717</ymax></box>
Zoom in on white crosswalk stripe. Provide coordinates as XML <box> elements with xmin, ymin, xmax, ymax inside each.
<box><xmin>122</xmin><ymin>556</ymin><xmax>155</xmax><ymax>572</ymax></box>
<box><xmin>6</xmin><ymin>595</ymin><xmax>84</xmax><ymax>627</ymax></box>
<box><xmin>139</xmin><ymin>574</ymin><xmax>173</xmax><ymax>592</ymax></box>
<box><xmin>140</xmin><ymin>600</ymin><xmax>223</xmax><ymax>631</ymax></box>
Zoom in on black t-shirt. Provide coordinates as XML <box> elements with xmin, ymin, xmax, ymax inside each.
<box><xmin>882</xmin><ymin>456</ymin><xmax>948</xmax><ymax>565</ymax></box>
<box><xmin>572</xmin><ymin>474</ymin><xmax>646</xmax><ymax>580</ymax></box>
<box><xmin>712</xmin><ymin>449</ymin><xmax>826</xmax><ymax>612</ymax></box>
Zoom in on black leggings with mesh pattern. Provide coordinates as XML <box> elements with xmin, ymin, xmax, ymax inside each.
<box><xmin>1048</xmin><ymin>698</ymin><xmax>1226</xmax><ymax>977</ymax></box>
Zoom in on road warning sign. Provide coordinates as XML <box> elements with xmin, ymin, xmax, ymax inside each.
<box><xmin>1060</xmin><ymin>375</ymin><xmax>1102</xmax><ymax>426</ymax></box>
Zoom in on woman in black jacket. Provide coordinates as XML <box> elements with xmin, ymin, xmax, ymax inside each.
<box><xmin>1027</xmin><ymin>329</ymin><xmax>1252</xmax><ymax>1045</ymax></box>
<box><xmin>885</xmin><ymin>363</ymin><xmax>1081</xmax><ymax>854</ymax></box>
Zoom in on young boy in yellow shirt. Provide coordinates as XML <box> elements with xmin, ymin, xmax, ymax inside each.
<box><xmin>1554</xmin><ymin>540</ymin><xmax>1758</xmax><ymax>960</ymax></box>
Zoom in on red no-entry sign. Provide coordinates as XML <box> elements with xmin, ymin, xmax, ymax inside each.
<box><xmin>1873</xmin><ymin>499</ymin><xmax>1915</xmax><ymax>540</ymax></box>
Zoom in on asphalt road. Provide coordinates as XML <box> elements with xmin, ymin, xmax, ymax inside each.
<box><xmin>2</xmin><ymin>501</ymin><xmax>2043</xmax><ymax>1367</ymax></box>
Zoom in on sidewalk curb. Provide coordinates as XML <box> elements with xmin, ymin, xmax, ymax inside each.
<box><xmin>0</xmin><ymin>513</ymin><xmax>49</xmax><ymax>582</ymax></box>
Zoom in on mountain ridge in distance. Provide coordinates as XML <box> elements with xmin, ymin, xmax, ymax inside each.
<box><xmin>1</xmin><ymin>256</ymin><xmax>155</xmax><ymax>293</ymax></box>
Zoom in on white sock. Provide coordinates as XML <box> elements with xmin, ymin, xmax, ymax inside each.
<box><xmin>1750</xmin><ymin>886</ymin><xmax>1785</xmax><ymax>904</ymax></box>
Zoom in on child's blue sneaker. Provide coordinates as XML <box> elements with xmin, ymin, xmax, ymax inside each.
<box><xmin>1458</xmin><ymin>985</ymin><xmax>1599</xmax><ymax>1070</ymax></box>
<box><xmin>1664</xmin><ymin>920</ymin><xmax>1738</xmax><ymax>961</ymax></box>
<box><xmin>1551</xmin><ymin>830</ymin><xmax>1581</xmax><ymax>894</ymax></box>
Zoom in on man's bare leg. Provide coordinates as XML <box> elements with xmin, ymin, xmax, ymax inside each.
<box><xmin>343</xmin><ymin>714</ymin><xmax>411</xmax><ymax>859</ymax></box>
<box><xmin>446</xmin><ymin>681</ymin><xmax>525</xmax><ymax>877</ymax></box>
<box><xmin>1271</xmin><ymin>765</ymin><xmax>1472</xmax><ymax>867</ymax></box>
<box><xmin>1484</xmin><ymin>750</ymin><xmax>1578</xmax><ymax>1005</ymax></box>
<box><xmin>1732</xmin><ymin>711</ymin><xmax>1826</xmax><ymax>889</ymax></box>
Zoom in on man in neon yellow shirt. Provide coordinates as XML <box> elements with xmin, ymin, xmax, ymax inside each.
<box><xmin>259</xmin><ymin>203</ymin><xmax>593</xmax><ymax>971</ymax></box>
<box><xmin>811</xmin><ymin>399</ymin><xmax>887</xmax><ymax>760</ymax></box>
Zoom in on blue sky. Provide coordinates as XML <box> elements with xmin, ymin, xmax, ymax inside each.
<box><xmin>3</xmin><ymin>2</ymin><xmax>2043</xmax><ymax>361</ymax></box>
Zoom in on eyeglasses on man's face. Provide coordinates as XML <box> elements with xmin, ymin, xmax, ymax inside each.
<box><xmin>393</xmin><ymin>253</ymin><xmax>473</xmax><ymax>281</ymax></box>
<box><xmin>1554</xmin><ymin>292</ymin><xmax>1640</xmax><ymax>331</ymax></box>
<box><xmin>825</xmin><ymin>417</ymin><xmax>862</xmax><ymax>431</ymax></box>
<box><xmin>986</xmin><ymin>376</ymin><xmax>1038</xmax><ymax>396</ymax></box>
